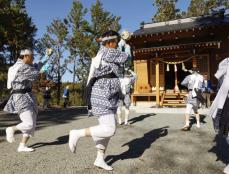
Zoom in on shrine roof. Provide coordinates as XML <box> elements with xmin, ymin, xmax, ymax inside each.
<box><xmin>133</xmin><ymin>14</ymin><xmax>229</xmax><ymax>36</ymax></box>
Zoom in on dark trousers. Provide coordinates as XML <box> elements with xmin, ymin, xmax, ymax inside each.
<box><xmin>43</xmin><ymin>98</ymin><xmax>50</xmax><ymax>109</ymax></box>
<box><xmin>64</xmin><ymin>98</ymin><xmax>69</xmax><ymax>108</ymax></box>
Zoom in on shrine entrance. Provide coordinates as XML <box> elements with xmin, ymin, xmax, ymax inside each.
<box><xmin>164</xmin><ymin>60</ymin><xmax>192</xmax><ymax>90</ymax></box>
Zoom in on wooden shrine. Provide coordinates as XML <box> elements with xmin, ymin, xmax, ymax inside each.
<box><xmin>129</xmin><ymin>10</ymin><xmax>229</xmax><ymax>106</ymax></box>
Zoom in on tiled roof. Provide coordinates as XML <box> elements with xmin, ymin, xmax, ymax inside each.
<box><xmin>133</xmin><ymin>15</ymin><xmax>229</xmax><ymax>36</ymax></box>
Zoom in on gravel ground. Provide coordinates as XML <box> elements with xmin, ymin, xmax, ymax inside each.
<box><xmin>0</xmin><ymin>107</ymin><xmax>228</xmax><ymax>174</ymax></box>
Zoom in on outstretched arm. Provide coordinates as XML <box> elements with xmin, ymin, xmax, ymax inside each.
<box><xmin>128</xmin><ymin>69</ymin><xmax>137</xmax><ymax>84</ymax></box>
<box><xmin>40</xmin><ymin>49</ymin><xmax>53</xmax><ymax>73</ymax></box>
<box><xmin>181</xmin><ymin>75</ymin><xmax>190</xmax><ymax>87</ymax></box>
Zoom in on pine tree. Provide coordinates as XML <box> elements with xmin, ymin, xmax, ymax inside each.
<box><xmin>187</xmin><ymin>0</ymin><xmax>229</xmax><ymax>17</ymax></box>
<box><xmin>187</xmin><ymin>0</ymin><xmax>206</xmax><ymax>17</ymax></box>
<box><xmin>0</xmin><ymin>0</ymin><xmax>36</xmax><ymax>99</ymax></box>
<box><xmin>152</xmin><ymin>0</ymin><xmax>181</xmax><ymax>22</ymax></box>
<box><xmin>89</xmin><ymin>0</ymin><xmax>121</xmax><ymax>43</ymax></box>
<box><xmin>0</xmin><ymin>0</ymin><xmax>37</xmax><ymax>64</ymax></box>
<box><xmin>39</xmin><ymin>19</ymin><xmax>68</xmax><ymax>105</ymax></box>
<box><xmin>35</xmin><ymin>0</ymin><xmax>121</xmax><ymax>106</ymax></box>
<box><xmin>66</xmin><ymin>0</ymin><xmax>91</xmax><ymax>105</ymax></box>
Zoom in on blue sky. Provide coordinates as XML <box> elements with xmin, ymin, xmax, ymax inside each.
<box><xmin>25</xmin><ymin>0</ymin><xmax>191</xmax><ymax>82</ymax></box>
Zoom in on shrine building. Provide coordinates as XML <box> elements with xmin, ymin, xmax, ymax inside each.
<box><xmin>129</xmin><ymin>10</ymin><xmax>229</xmax><ymax>106</ymax></box>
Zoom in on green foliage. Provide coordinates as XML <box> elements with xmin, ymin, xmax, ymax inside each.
<box><xmin>66</xmin><ymin>0</ymin><xmax>91</xmax><ymax>84</ymax></box>
<box><xmin>0</xmin><ymin>64</ymin><xmax>9</xmax><ymax>99</ymax></box>
<box><xmin>187</xmin><ymin>0</ymin><xmax>229</xmax><ymax>17</ymax></box>
<box><xmin>0</xmin><ymin>0</ymin><xmax>36</xmax><ymax>99</ymax></box>
<box><xmin>38</xmin><ymin>19</ymin><xmax>68</xmax><ymax>81</ymax></box>
<box><xmin>37</xmin><ymin>19</ymin><xmax>68</xmax><ymax>105</ymax></box>
<box><xmin>152</xmin><ymin>0</ymin><xmax>229</xmax><ymax>21</ymax></box>
<box><xmin>0</xmin><ymin>0</ymin><xmax>37</xmax><ymax>63</ymax></box>
<box><xmin>90</xmin><ymin>0</ymin><xmax>121</xmax><ymax>40</ymax></box>
<box><xmin>64</xmin><ymin>0</ymin><xmax>121</xmax><ymax>105</ymax></box>
<box><xmin>152</xmin><ymin>0</ymin><xmax>181</xmax><ymax>22</ymax></box>
<box><xmin>37</xmin><ymin>0</ymin><xmax>121</xmax><ymax>106</ymax></box>
<box><xmin>187</xmin><ymin>0</ymin><xmax>205</xmax><ymax>17</ymax></box>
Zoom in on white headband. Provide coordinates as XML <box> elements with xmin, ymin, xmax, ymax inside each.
<box><xmin>20</xmin><ymin>49</ymin><xmax>33</xmax><ymax>56</ymax></box>
<box><xmin>101</xmin><ymin>35</ymin><xmax>118</xmax><ymax>42</ymax></box>
<box><xmin>20</xmin><ymin>50</ymin><xmax>25</xmax><ymax>56</ymax></box>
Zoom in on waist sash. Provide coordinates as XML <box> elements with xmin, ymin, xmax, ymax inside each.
<box><xmin>85</xmin><ymin>73</ymin><xmax>117</xmax><ymax>110</ymax></box>
<box><xmin>0</xmin><ymin>88</ymin><xmax>32</xmax><ymax>110</ymax></box>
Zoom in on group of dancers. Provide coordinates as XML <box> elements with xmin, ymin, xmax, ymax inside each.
<box><xmin>2</xmin><ymin>29</ymin><xmax>229</xmax><ymax>173</ymax></box>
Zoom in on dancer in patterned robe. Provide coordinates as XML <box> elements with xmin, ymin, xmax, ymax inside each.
<box><xmin>4</xmin><ymin>49</ymin><xmax>48</xmax><ymax>152</ymax></box>
<box><xmin>117</xmin><ymin>69</ymin><xmax>137</xmax><ymax>125</ymax></box>
<box><xmin>181</xmin><ymin>68</ymin><xmax>204</xmax><ymax>131</ymax></box>
<box><xmin>208</xmin><ymin>57</ymin><xmax>229</xmax><ymax>174</ymax></box>
<box><xmin>69</xmin><ymin>30</ymin><xmax>128</xmax><ymax>171</ymax></box>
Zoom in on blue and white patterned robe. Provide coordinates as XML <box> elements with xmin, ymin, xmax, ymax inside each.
<box><xmin>4</xmin><ymin>59</ymin><xmax>39</xmax><ymax>114</ymax></box>
<box><xmin>181</xmin><ymin>73</ymin><xmax>203</xmax><ymax>107</ymax></box>
<box><xmin>119</xmin><ymin>72</ymin><xmax>137</xmax><ymax>108</ymax></box>
<box><xmin>90</xmin><ymin>46</ymin><xmax>128</xmax><ymax>116</ymax></box>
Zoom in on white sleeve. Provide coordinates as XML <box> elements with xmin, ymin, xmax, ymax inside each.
<box><xmin>87</xmin><ymin>58</ymin><xmax>96</xmax><ymax>85</ymax></box>
<box><xmin>7</xmin><ymin>67</ymin><xmax>13</xmax><ymax>89</ymax></box>
<box><xmin>87</xmin><ymin>50</ymin><xmax>104</xmax><ymax>84</ymax></box>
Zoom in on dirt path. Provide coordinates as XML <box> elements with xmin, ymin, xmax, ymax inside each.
<box><xmin>0</xmin><ymin>108</ymin><xmax>228</xmax><ymax>174</ymax></box>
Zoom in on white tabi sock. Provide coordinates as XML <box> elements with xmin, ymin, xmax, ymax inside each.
<box><xmin>6</xmin><ymin>127</ymin><xmax>15</xmax><ymax>143</ymax></box>
<box><xmin>117</xmin><ymin>114</ymin><xmax>122</xmax><ymax>125</ymax></box>
<box><xmin>224</xmin><ymin>164</ymin><xmax>229</xmax><ymax>174</ymax></box>
<box><xmin>124</xmin><ymin>108</ymin><xmax>130</xmax><ymax>125</ymax></box>
<box><xmin>69</xmin><ymin>129</ymin><xmax>85</xmax><ymax>153</ymax></box>
<box><xmin>94</xmin><ymin>150</ymin><xmax>113</xmax><ymax>171</ymax></box>
<box><xmin>17</xmin><ymin>143</ymin><xmax>34</xmax><ymax>152</ymax></box>
<box><xmin>185</xmin><ymin>121</ymin><xmax>190</xmax><ymax>126</ymax></box>
<box><xmin>196</xmin><ymin>121</ymin><xmax>200</xmax><ymax>128</ymax></box>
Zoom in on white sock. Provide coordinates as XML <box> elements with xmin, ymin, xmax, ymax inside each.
<box><xmin>70</xmin><ymin>129</ymin><xmax>86</xmax><ymax>142</ymax></box>
<box><xmin>19</xmin><ymin>143</ymin><xmax>26</xmax><ymax>147</ymax></box>
<box><xmin>18</xmin><ymin>143</ymin><xmax>34</xmax><ymax>152</ymax></box>
<box><xmin>94</xmin><ymin>150</ymin><xmax>113</xmax><ymax>171</ymax></box>
<box><xmin>6</xmin><ymin>127</ymin><xmax>15</xmax><ymax>143</ymax></box>
<box><xmin>96</xmin><ymin>150</ymin><xmax>104</xmax><ymax>161</ymax></box>
<box><xmin>69</xmin><ymin>129</ymin><xmax>86</xmax><ymax>153</ymax></box>
<box><xmin>75</xmin><ymin>129</ymin><xmax>86</xmax><ymax>138</ymax></box>
<box><xmin>124</xmin><ymin>108</ymin><xmax>129</xmax><ymax>124</ymax></box>
<box><xmin>117</xmin><ymin>107</ymin><xmax>122</xmax><ymax>124</ymax></box>
<box><xmin>117</xmin><ymin>114</ymin><xmax>122</xmax><ymax>125</ymax></box>
<box><xmin>185</xmin><ymin>121</ymin><xmax>190</xmax><ymax>126</ymax></box>
<box><xmin>224</xmin><ymin>164</ymin><xmax>229</xmax><ymax>174</ymax></box>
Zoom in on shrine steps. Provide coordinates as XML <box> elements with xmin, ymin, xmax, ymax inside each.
<box><xmin>160</xmin><ymin>92</ymin><xmax>187</xmax><ymax>107</ymax></box>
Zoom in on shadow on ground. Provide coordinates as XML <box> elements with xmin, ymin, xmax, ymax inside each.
<box><xmin>105</xmin><ymin>126</ymin><xmax>169</xmax><ymax>165</ymax></box>
<box><xmin>129</xmin><ymin>113</ymin><xmax>156</xmax><ymax>125</ymax></box>
<box><xmin>30</xmin><ymin>135</ymin><xmax>69</xmax><ymax>148</ymax></box>
<box><xmin>0</xmin><ymin>107</ymin><xmax>88</xmax><ymax>137</ymax></box>
<box><xmin>189</xmin><ymin>114</ymin><xmax>207</xmax><ymax>129</ymax></box>
<box><xmin>209</xmin><ymin>134</ymin><xmax>229</xmax><ymax>164</ymax></box>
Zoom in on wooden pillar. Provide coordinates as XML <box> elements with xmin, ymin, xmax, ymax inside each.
<box><xmin>192</xmin><ymin>57</ymin><xmax>197</xmax><ymax>68</ymax></box>
<box><xmin>174</xmin><ymin>66</ymin><xmax>180</xmax><ymax>93</ymax></box>
<box><xmin>134</xmin><ymin>60</ymin><xmax>137</xmax><ymax>92</ymax></box>
<box><xmin>156</xmin><ymin>59</ymin><xmax>160</xmax><ymax>107</ymax></box>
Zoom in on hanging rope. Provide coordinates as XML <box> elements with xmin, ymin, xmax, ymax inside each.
<box><xmin>158</xmin><ymin>55</ymin><xmax>195</xmax><ymax>65</ymax></box>
<box><xmin>174</xmin><ymin>64</ymin><xmax>177</xmax><ymax>72</ymax></box>
<box><xmin>152</xmin><ymin>55</ymin><xmax>195</xmax><ymax>72</ymax></box>
<box><xmin>166</xmin><ymin>64</ymin><xmax>170</xmax><ymax>71</ymax></box>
